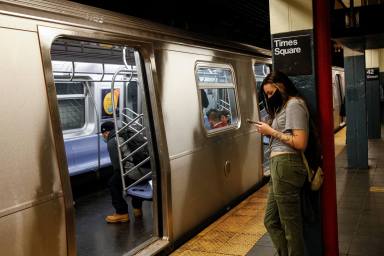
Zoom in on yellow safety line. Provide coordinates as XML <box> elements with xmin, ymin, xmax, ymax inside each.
<box><xmin>370</xmin><ymin>186</ymin><xmax>384</xmax><ymax>193</ymax></box>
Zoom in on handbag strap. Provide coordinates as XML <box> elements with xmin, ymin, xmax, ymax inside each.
<box><xmin>301</xmin><ymin>151</ymin><xmax>313</xmax><ymax>182</ymax></box>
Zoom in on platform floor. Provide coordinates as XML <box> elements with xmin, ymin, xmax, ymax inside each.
<box><xmin>171</xmin><ymin>127</ymin><xmax>384</xmax><ymax>256</ymax></box>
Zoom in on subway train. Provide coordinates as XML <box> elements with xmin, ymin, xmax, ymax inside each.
<box><xmin>0</xmin><ymin>1</ymin><xmax>270</xmax><ymax>255</ymax></box>
<box><xmin>0</xmin><ymin>1</ymin><xmax>347</xmax><ymax>255</ymax></box>
<box><xmin>331</xmin><ymin>66</ymin><xmax>346</xmax><ymax>130</ymax></box>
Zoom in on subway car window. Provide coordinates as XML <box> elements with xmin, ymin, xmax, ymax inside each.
<box><xmin>56</xmin><ymin>82</ymin><xmax>86</xmax><ymax>130</ymax></box>
<box><xmin>195</xmin><ymin>64</ymin><xmax>239</xmax><ymax>133</ymax></box>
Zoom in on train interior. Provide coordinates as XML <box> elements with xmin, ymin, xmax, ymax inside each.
<box><xmin>50</xmin><ymin>38</ymin><xmax>157</xmax><ymax>255</ymax></box>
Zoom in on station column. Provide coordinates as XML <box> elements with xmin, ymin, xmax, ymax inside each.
<box><xmin>343</xmin><ymin>47</ymin><xmax>369</xmax><ymax>168</ymax></box>
<box><xmin>269</xmin><ymin>1</ymin><xmax>338</xmax><ymax>255</ymax></box>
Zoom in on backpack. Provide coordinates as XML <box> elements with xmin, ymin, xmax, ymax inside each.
<box><xmin>303</xmin><ymin>117</ymin><xmax>324</xmax><ymax>191</ymax></box>
<box><xmin>304</xmin><ymin>118</ymin><xmax>322</xmax><ymax>172</ymax></box>
<box><xmin>120</xmin><ymin>127</ymin><xmax>150</xmax><ymax>168</ymax></box>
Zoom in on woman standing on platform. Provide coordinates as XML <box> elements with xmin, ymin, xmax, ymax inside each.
<box><xmin>252</xmin><ymin>71</ymin><xmax>309</xmax><ymax>256</ymax></box>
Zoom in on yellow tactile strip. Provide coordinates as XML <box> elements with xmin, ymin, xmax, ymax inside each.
<box><xmin>171</xmin><ymin>186</ymin><xmax>269</xmax><ymax>256</ymax></box>
<box><xmin>334</xmin><ymin>127</ymin><xmax>346</xmax><ymax>157</ymax></box>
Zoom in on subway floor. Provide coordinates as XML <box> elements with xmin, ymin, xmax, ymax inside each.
<box><xmin>171</xmin><ymin>127</ymin><xmax>384</xmax><ymax>256</ymax></box>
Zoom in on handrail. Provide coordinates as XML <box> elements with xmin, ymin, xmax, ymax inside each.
<box><xmin>99</xmin><ymin>63</ymin><xmax>105</xmax><ymax>82</ymax></box>
<box><xmin>121</xmin><ymin>141</ymin><xmax>148</xmax><ymax>163</ymax></box>
<box><xmin>218</xmin><ymin>99</ymin><xmax>230</xmax><ymax>107</ymax></box>
<box><xmin>123</xmin><ymin>157</ymin><xmax>151</xmax><ymax>177</ymax></box>
<box><xmin>117</xmin><ymin>113</ymin><xmax>143</xmax><ymax>132</ymax></box>
<box><xmin>84</xmin><ymin>82</ymin><xmax>101</xmax><ymax>171</ymax></box>
<box><xmin>69</xmin><ymin>61</ymin><xmax>75</xmax><ymax>81</ymax></box>
<box><xmin>121</xmin><ymin>111</ymin><xmax>144</xmax><ymax>129</ymax></box>
<box><xmin>123</xmin><ymin>172</ymin><xmax>152</xmax><ymax>192</ymax></box>
<box><xmin>53</xmin><ymin>60</ymin><xmax>137</xmax><ymax>82</ymax></box>
<box><xmin>119</xmin><ymin>127</ymin><xmax>146</xmax><ymax>149</ymax></box>
<box><xmin>111</xmin><ymin>67</ymin><xmax>128</xmax><ymax>190</ymax></box>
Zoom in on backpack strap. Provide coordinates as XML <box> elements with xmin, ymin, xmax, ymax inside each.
<box><xmin>301</xmin><ymin>151</ymin><xmax>313</xmax><ymax>182</ymax></box>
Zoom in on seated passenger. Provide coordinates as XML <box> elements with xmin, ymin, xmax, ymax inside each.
<box><xmin>206</xmin><ymin>108</ymin><xmax>220</xmax><ymax>129</ymax></box>
<box><xmin>101</xmin><ymin>121</ymin><xmax>150</xmax><ymax>223</ymax></box>
<box><xmin>216</xmin><ymin>110</ymin><xmax>230</xmax><ymax>128</ymax></box>
<box><xmin>211</xmin><ymin>110</ymin><xmax>230</xmax><ymax>129</ymax></box>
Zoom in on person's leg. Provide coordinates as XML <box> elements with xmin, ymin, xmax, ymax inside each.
<box><xmin>108</xmin><ymin>171</ymin><xmax>128</xmax><ymax>214</ymax></box>
<box><xmin>106</xmin><ymin>171</ymin><xmax>129</xmax><ymax>223</ymax></box>
<box><xmin>125</xmin><ymin>177</ymin><xmax>144</xmax><ymax>218</ymax></box>
<box><xmin>264</xmin><ymin>182</ymin><xmax>288</xmax><ymax>256</ymax></box>
<box><xmin>265</xmin><ymin>157</ymin><xmax>288</xmax><ymax>256</ymax></box>
<box><xmin>274</xmin><ymin>155</ymin><xmax>306</xmax><ymax>256</ymax></box>
<box><xmin>132</xmin><ymin>196</ymin><xmax>143</xmax><ymax>218</ymax></box>
<box><xmin>131</xmin><ymin>197</ymin><xmax>143</xmax><ymax>209</ymax></box>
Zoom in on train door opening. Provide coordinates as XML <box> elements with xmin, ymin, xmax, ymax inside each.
<box><xmin>49</xmin><ymin>37</ymin><xmax>159</xmax><ymax>255</ymax></box>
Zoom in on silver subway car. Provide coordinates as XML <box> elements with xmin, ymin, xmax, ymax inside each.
<box><xmin>332</xmin><ymin>66</ymin><xmax>346</xmax><ymax>130</ymax></box>
<box><xmin>0</xmin><ymin>1</ymin><xmax>270</xmax><ymax>255</ymax></box>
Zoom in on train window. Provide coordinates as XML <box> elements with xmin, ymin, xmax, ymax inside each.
<box><xmin>195</xmin><ymin>63</ymin><xmax>239</xmax><ymax>133</ymax></box>
<box><xmin>56</xmin><ymin>82</ymin><xmax>86</xmax><ymax>130</ymax></box>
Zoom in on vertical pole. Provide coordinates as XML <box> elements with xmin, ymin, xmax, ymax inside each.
<box><xmin>313</xmin><ymin>1</ymin><xmax>339</xmax><ymax>255</ymax></box>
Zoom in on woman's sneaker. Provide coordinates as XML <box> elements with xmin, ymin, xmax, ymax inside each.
<box><xmin>105</xmin><ymin>213</ymin><xmax>129</xmax><ymax>223</ymax></box>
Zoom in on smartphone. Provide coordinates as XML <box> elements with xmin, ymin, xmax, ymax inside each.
<box><xmin>246</xmin><ymin>119</ymin><xmax>259</xmax><ymax>124</ymax></box>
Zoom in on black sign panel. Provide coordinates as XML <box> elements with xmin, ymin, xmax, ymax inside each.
<box><xmin>366</xmin><ymin>68</ymin><xmax>379</xmax><ymax>81</ymax></box>
<box><xmin>272</xmin><ymin>32</ymin><xmax>312</xmax><ymax>76</ymax></box>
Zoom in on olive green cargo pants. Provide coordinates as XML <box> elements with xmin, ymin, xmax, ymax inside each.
<box><xmin>264</xmin><ymin>154</ymin><xmax>307</xmax><ymax>256</ymax></box>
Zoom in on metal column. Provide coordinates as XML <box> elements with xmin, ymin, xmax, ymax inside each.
<box><xmin>314</xmin><ymin>1</ymin><xmax>339</xmax><ymax>255</ymax></box>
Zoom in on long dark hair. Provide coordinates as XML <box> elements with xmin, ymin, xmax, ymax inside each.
<box><xmin>260</xmin><ymin>70</ymin><xmax>300</xmax><ymax>117</ymax></box>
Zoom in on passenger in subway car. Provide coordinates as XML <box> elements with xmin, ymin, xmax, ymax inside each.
<box><xmin>206</xmin><ymin>108</ymin><xmax>219</xmax><ymax>129</ymax></box>
<box><xmin>214</xmin><ymin>110</ymin><xmax>230</xmax><ymax>128</ymax></box>
<box><xmin>205</xmin><ymin>109</ymin><xmax>230</xmax><ymax>129</ymax></box>
<box><xmin>251</xmin><ymin>71</ymin><xmax>309</xmax><ymax>256</ymax></box>
<box><xmin>101</xmin><ymin>121</ymin><xmax>148</xmax><ymax>223</ymax></box>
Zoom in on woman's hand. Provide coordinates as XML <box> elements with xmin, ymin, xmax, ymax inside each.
<box><xmin>250</xmin><ymin>120</ymin><xmax>308</xmax><ymax>150</ymax></box>
<box><xmin>255</xmin><ymin>121</ymin><xmax>274</xmax><ymax>136</ymax></box>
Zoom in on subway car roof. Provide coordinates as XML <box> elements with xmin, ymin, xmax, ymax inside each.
<box><xmin>0</xmin><ymin>0</ymin><xmax>271</xmax><ymax>59</ymax></box>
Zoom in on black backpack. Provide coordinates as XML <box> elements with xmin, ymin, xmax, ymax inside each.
<box><xmin>304</xmin><ymin>117</ymin><xmax>322</xmax><ymax>171</ymax></box>
<box><xmin>120</xmin><ymin>127</ymin><xmax>150</xmax><ymax>167</ymax></box>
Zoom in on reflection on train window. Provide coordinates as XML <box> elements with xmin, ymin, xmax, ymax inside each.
<box><xmin>195</xmin><ymin>63</ymin><xmax>239</xmax><ymax>133</ymax></box>
<box><xmin>56</xmin><ymin>82</ymin><xmax>86</xmax><ymax>130</ymax></box>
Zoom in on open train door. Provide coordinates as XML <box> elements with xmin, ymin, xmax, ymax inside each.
<box><xmin>38</xmin><ymin>26</ymin><xmax>171</xmax><ymax>256</ymax></box>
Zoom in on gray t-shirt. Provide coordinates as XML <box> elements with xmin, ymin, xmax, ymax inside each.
<box><xmin>270</xmin><ymin>97</ymin><xmax>309</xmax><ymax>153</ymax></box>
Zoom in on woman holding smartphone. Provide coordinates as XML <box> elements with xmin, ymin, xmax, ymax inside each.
<box><xmin>251</xmin><ymin>71</ymin><xmax>309</xmax><ymax>256</ymax></box>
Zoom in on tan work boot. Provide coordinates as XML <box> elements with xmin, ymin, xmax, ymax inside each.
<box><xmin>133</xmin><ymin>208</ymin><xmax>143</xmax><ymax>219</ymax></box>
<box><xmin>105</xmin><ymin>213</ymin><xmax>129</xmax><ymax>223</ymax></box>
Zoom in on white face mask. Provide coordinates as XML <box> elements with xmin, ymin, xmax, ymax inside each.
<box><xmin>102</xmin><ymin>132</ymin><xmax>109</xmax><ymax>142</ymax></box>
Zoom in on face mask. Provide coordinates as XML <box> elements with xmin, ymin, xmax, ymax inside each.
<box><xmin>266</xmin><ymin>89</ymin><xmax>283</xmax><ymax>114</ymax></box>
<box><xmin>102</xmin><ymin>136</ymin><xmax>108</xmax><ymax>143</ymax></box>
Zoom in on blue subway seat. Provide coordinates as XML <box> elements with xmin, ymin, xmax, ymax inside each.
<box><xmin>64</xmin><ymin>134</ymin><xmax>111</xmax><ymax>176</ymax></box>
<box><xmin>127</xmin><ymin>180</ymin><xmax>153</xmax><ymax>200</ymax></box>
